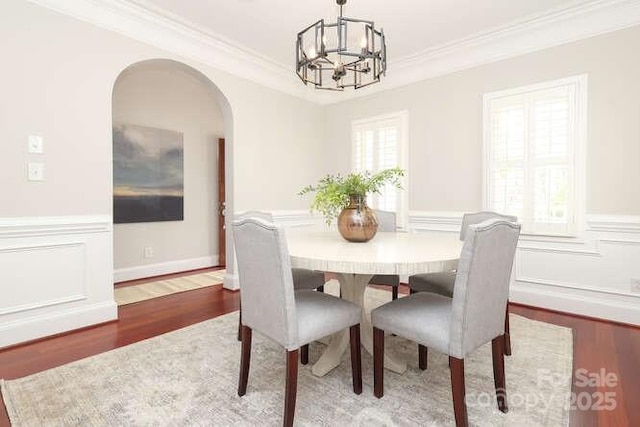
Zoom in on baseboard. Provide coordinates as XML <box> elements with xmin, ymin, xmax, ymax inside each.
<box><xmin>511</xmin><ymin>282</ymin><xmax>640</xmax><ymax>325</ymax></box>
<box><xmin>223</xmin><ymin>272</ymin><xmax>239</xmax><ymax>291</ymax></box>
<box><xmin>0</xmin><ymin>300</ymin><xmax>117</xmax><ymax>349</ymax></box>
<box><xmin>114</xmin><ymin>256</ymin><xmax>219</xmax><ymax>283</ymax></box>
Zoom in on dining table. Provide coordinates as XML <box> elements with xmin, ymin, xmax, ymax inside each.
<box><xmin>285</xmin><ymin>229</ymin><xmax>464</xmax><ymax>377</ymax></box>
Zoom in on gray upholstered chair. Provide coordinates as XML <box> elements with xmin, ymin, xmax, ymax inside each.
<box><xmin>233</xmin><ymin>218</ymin><xmax>362</xmax><ymax>427</ymax></box>
<box><xmin>368</xmin><ymin>210</ymin><xmax>400</xmax><ymax>300</ymax></box>
<box><xmin>235</xmin><ymin>211</ymin><xmax>328</xmax><ymax>350</ymax></box>
<box><xmin>408</xmin><ymin>211</ymin><xmax>518</xmax><ymax>355</ymax></box>
<box><xmin>372</xmin><ymin>219</ymin><xmax>521</xmax><ymax>427</ymax></box>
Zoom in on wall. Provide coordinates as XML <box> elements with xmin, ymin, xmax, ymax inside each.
<box><xmin>322</xmin><ymin>25</ymin><xmax>640</xmax><ymax>324</ymax></box>
<box><xmin>0</xmin><ymin>0</ymin><xmax>325</xmax><ymax>347</ymax></box>
<box><xmin>112</xmin><ymin>61</ymin><xmax>223</xmax><ymax>281</ymax></box>
<box><xmin>324</xmin><ymin>25</ymin><xmax>640</xmax><ymax>215</ymax></box>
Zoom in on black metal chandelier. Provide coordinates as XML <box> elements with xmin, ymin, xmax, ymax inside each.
<box><xmin>295</xmin><ymin>0</ymin><xmax>387</xmax><ymax>91</ymax></box>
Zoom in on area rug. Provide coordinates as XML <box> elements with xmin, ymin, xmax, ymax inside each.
<box><xmin>1</xmin><ymin>289</ymin><xmax>572</xmax><ymax>426</ymax></box>
<box><xmin>114</xmin><ymin>270</ymin><xmax>226</xmax><ymax>306</ymax></box>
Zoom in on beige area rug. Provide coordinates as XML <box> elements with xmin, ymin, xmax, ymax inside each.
<box><xmin>2</xmin><ymin>286</ymin><xmax>573</xmax><ymax>426</ymax></box>
<box><xmin>114</xmin><ymin>270</ymin><xmax>226</xmax><ymax>306</ymax></box>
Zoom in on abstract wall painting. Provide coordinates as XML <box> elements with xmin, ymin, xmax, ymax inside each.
<box><xmin>113</xmin><ymin>123</ymin><xmax>184</xmax><ymax>223</ymax></box>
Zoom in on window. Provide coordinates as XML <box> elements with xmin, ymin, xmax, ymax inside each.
<box><xmin>484</xmin><ymin>75</ymin><xmax>587</xmax><ymax>236</ymax></box>
<box><xmin>352</xmin><ymin>111</ymin><xmax>409</xmax><ymax>229</ymax></box>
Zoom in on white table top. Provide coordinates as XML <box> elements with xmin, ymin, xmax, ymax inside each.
<box><xmin>286</xmin><ymin>229</ymin><xmax>463</xmax><ymax>276</ymax></box>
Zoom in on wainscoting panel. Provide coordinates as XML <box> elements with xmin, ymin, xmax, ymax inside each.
<box><xmin>409</xmin><ymin>211</ymin><xmax>640</xmax><ymax>325</ymax></box>
<box><xmin>0</xmin><ymin>241</ymin><xmax>86</xmax><ymax>316</ymax></box>
<box><xmin>0</xmin><ymin>216</ymin><xmax>116</xmax><ymax>348</ymax></box>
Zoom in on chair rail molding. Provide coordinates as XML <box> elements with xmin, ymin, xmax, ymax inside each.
<box><xmin>408</xmin><ymin>211</ymin><xmax>640</xmax><ymax>325</ymax></box>
<box><xmin>26</xmin><ymin>0</ymin><xmax>640</xmax><ymax>106</ymax></box>
<box><xmin>0</xmin><ymin>215</ymin><xmax>116</xmax><ymax>348</ymax></box>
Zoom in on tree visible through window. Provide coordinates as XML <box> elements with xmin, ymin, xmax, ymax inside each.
<box><xmin>484</xmin><ymin>75</ymin><xmax>586</xmax><ymax>235</ymax></box>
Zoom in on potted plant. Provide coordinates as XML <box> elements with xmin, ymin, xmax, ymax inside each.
<box><xmin>299</xmin><ymin>167</ymin><xmax>404</xmax><ymax>242</ymax></box>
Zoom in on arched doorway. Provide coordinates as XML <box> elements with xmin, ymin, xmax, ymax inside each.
<box><xmin>111</xmin><ymin>59</ymin><xmax>233</xmax><ymax>284</ymax></box>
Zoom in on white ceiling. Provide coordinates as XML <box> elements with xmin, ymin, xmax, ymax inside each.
<box><xmin>31</xmin><ymin>0</ymin><xmax>639</xmax><ymax>103</ymax></box>
<box><xmin>132</xmin><ymin>0</ymin><xmax>593</xmax><ymax>67</ymax></box>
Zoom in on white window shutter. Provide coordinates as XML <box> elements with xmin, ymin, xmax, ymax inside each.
<box><xmin>484</xmin><ymin>75</ymin><xmax>586</xmax><ymax>236</ymax></box>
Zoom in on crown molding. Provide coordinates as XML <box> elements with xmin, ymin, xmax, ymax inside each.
<box><xmin>320</xmin><ymin>0</ymin><xmax>640</xmax><ymax>104</ymax></box>
<box><xmin>27</xmin><ymin>0</ymin><xmax>640</xmax><ymax>106</ymax></box>
<box><xmin>25</xmin><ymin>0</ymin><xmax>312</xmax><ymax>101</ymax></box>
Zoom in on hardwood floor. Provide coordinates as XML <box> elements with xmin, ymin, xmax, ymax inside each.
<box><xmin>1</xmin><ymin>282</ymin><xmax>639</xmax><ymax>426</ymax></box>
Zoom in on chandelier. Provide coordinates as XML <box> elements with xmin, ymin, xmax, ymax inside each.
<box><xmin>295</xmin><ymin>0</ymin><xmax>387</xmax><ymax>91</ymax></box>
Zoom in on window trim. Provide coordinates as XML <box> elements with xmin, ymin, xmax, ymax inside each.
<box><xmin>482</xmin><ymin>74</ymin><xmax>587</xmax><ymax>237</ymax></box>
<box><xmin>351</xmin><ymin>110</ymin><xmax>409</xmax><ymax>230</ymax></box>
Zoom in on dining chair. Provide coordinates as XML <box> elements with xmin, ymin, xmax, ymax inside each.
<box><xmin>368</xmin><ymin>210</ymin><xmax>400</xmax><ymax>300</ymax></box>
<box><xmin>233</xmin><ymin>217</ymin><xmax>363</xmax><ymax>427</ymax></box>
<box><xmin>235</xmin><ymin>211</ymin><xmax>328</xmax><ymax>352</ymax></box>
<box><xmin>408</xmin><ymin>211</ymin><xmax>518</xmax><ymax>355</ymax></box>
<box><xmin>372</xmin><ymin>219</ymin><xmax>521</xmax><ymax>427</ymax></box>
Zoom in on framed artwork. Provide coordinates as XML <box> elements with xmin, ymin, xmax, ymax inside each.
<box><xmin>113</xmin><ymin>123</ymin><xmax>184</xmax><ymax>223</ymax></box>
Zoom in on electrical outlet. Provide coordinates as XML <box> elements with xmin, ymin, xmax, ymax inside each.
<box><xmin>631</xmin><ymin>278</ymin><xmax>640</xmax><ymax>294</ymax></box>
<box><xmin>144</xmin><ymin>247</ymin><xmax>153</xmax><ymax>259</ymax></box>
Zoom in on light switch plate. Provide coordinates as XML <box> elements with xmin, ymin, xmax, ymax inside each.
<box><xmin>28</xmin><ymin>162</ymin><xmax>44</xmax><ymax>181</ymax></box>
<box><xmin>28</xmin><ymin>135</ymin><xmax>44</xmax><ymax>154</ymax></box>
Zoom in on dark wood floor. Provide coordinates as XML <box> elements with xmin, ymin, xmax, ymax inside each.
<box><xmin>1</xmin><ymin>278</ymin><xmax>638</xmax><ymax>426</ymax></box>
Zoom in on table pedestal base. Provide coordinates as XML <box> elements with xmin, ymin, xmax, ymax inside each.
<box><xmin>311</xmin><ymin>273</ymin><xmax>407</xmax><ymax>377</ymax></box>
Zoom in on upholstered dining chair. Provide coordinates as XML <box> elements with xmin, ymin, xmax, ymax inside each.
<box><xmin>235</xmin><ymin>211</ymin><xmax>328</xmax><ymax>350</ymax></box>
<box><xmin>372</xmin><ymin>219</ymin><xmax>521</xmax><ymax>427</ymax></box>
<box><xmin>408</xmin><ymin>211</ymin><xmax>518</xmax><ymax>355</ymax></box>
<box><xmin>368</xmin><ymin>210</ymin><xmax>400</xmax><ymax>300</ymax></box>
<box><xmin>233</xmin><ymin>217</ymin><xmax>363</xmax><ymax>427</ymax></box>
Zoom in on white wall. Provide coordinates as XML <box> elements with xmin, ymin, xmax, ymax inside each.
<box><xmin>112</xmin><ymin>61</ymin><xmax>223</xmax><ymax>281</ymax></box>
<box><xmin>322</xmin><ymin>25</ymin><xmax>640</xmax><ymax>324</ymax></box>
<box><xmin>323</xmin><ymin>25</ymin><xmax>640</xmax><ymax>215</ymax></box>
<box><xmin>0</xmin><ymin>0</ymin><xmax>325</xmax><ymax>347</ymax></box>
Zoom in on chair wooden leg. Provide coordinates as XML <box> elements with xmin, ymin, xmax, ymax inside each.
<box><xmin>349</xmin><ymin>324</ymin><xmax>363</xmax><ymax>394</ymax></box>
<box><xmin>300</xmin><ymin>344</ymin><xmax>309</xmax><ymax>365</ymax></box>
<box><xmin>449</xmin><ymin>356</ymin><xmax>468</xmax><ymax>427</ymax></box>
<box><xmin>284</xmin><ymin>349</ymin><xmax>299</xmax><ymax>427</ymax></box>
<box><xmin>373</xmin><ymin>327</ymin><xmax>385</xmax><ymax>398</ymax></box>
<box><xmin>392</xmin><ymin>286</ymin><xmax>398</xmax><ymax>300</ymax></box>
<box><xmin>492</xmin><ymin>337</ymin><xmax>508</xmax><ymax>413</ymax></box>
<box><xmin>418</xmin><ymin>344</ymin><xmax>428</xmax><ymax>370</ymax></box>
<box><xmin>237</xmin><ymin>309</ymin><xmax>242</xmax><ymax>342</ymax></box>
<box><xmin>503</xmin><ymin>303</ymin><xmax>512</xmax><ymax>356</ymax></box>
<box><xmin>238</xmin><ymin>326</ymin><xmax>252</xmax><ymax>396</ymax></box>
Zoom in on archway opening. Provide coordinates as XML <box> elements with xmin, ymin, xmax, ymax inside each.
<box><xmin>111</xmin><ymin>59</ymin><xmax>233</xmax><ymax>286</ymax></box>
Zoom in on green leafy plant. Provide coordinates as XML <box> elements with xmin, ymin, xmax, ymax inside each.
<box><xmin>299</xmin><ymin>167</ymin><xmax>405</xmax><ymax>225</ymax></box>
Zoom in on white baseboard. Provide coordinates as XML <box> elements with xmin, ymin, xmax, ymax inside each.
<box><xmin>0</xmin><ymin>301</ymin><xmax>117</xmax><ymax>349</ymax></box>
<box><xmin>511</xmin><ymin>282</ymin><xmax>640</xmax><ymax>325</ymax></box>
<box><xmin>114</xmin><ymin>255</ymin><xmax>219</xmax><ymax>283</ymax></box>
<box><xmin>223</xmin><ymin>272</ymin><xmax>239</xmax><ymax>291</ymax></box>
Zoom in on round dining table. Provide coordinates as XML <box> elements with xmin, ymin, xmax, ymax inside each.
<box><xmin>285</xmin><ymin>229</ymin><xmax>463</xmax><ymax>377</ymax></box>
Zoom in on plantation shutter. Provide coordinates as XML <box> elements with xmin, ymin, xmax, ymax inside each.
<box><xmin>352</xmin><ymin>112</ymin><xmax>408</xmax><ymax>229</ymax></box>
<box><xmin>485</xmin><ymin>77</ymin><xmax>584</xmax><ymax>235</ymax></box>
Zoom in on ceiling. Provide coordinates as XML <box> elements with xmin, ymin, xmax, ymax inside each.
<box><xmin>132</xmin><ymin>0</ymin><xmax>593</xmax><ymax>67</ymax></box>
